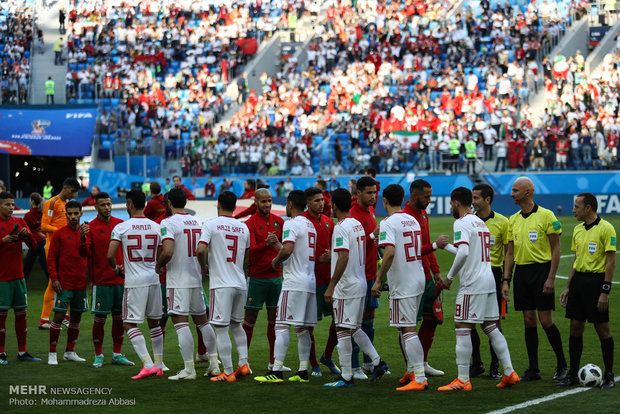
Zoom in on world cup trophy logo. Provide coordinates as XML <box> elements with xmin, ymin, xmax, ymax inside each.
<box><xmin>31</xmin><ymin>119</ymin><xmax>51</xmax><ymax>134</ymax></box>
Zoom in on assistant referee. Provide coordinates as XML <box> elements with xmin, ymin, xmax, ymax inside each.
<box><xmin>559</xmin><ymin>192</ymin><xmax>616</xmax><ymax>388</ymax></box>
<box><xmin>501</xmin><ymin>177</ymin><xmax>567</xmax><ymax>382</ymax></box>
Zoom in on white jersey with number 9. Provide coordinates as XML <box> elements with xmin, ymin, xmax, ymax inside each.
<box><xmin>281</xmin><ymin>215</ymin><xmax>317</xmax><ymax>293</ymax></box>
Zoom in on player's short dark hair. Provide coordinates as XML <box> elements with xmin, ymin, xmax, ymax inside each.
<box><xmin>304</xmin><ymin>187</ymin><xmax>322</xmax><ymax>199</ymax></box>
<box><xmin>287</xmin><ymin>190</ymin><xmax>306</xmax><ymax>211</ymax></box>
<box><xmin>332</xmin><ymin>188</ymin><xmax>351</xmax><ymax>213</ymax></box>
<box><xmin>473</xmin><ymin>184</ymin><xmax>494</xmax><ymax>203</ymax></box>
<box><xmin>126</xmin><ymin>189</ymin><xmax>146</xmax><ymax>209</ymax></box>
<box><xmin>95</xmin><ymin>192</ymin><xmax>111</xmax><ymax>202</ymax></box>
<box><xmin>451</xmin><ymin>187</ymin><xmax>472</xmax><ymax>207</ymax></box>
<box><xmin>65</xmin><ymin>200</ymin><xmax>82</xmax><ymax>211</ymax></box>
<box><xmin>365</xmin><ymin>167</ymin><xmax>377</xmax><ymax>178</ymax></box>
<box><xmin>577</xmin><ymin>192</ymin><xmax>598</xmax><ymax>212</ymax></box>
<box><xmin>168</xmin><ymin>187</ymin><xmax>187</xmax><ymax>208</ymax></box>
<box><xmin>150</xmin><ymin>181</ymin><xmax>161</xmax><ymax>195</ymax></box>
<box><xmin>63</xmin><ymin>177</ymin><xmax>81</xmax><ymax>190</ymax></box>
<box><xmin>382</xmin><ymin>184</ymin><xmax>404</xmax><ymax>207</ymax></box>
<box><xmin>218</xmin><ymin>190</ymin><xmax>237</xmax><ymax>211</ymax></box>
<box><xmin>410</xmin><ymin>179</ymin><xmax>431</xmax><ymax>193</ymax></box>
<box><xmin>0</xmin><ymin>191</ymin><xmax>15</xmax><ymax>200</ymax></box>
<box><xmin>30</xmin><ymin>192</ymin><xmax>42</xmax><ymax>206</ymax></box>
<box><xmin>356</xmin><ymin>176</ymin><xmax>376</xmax><ymax>192</ymax></box>
<box><xmin>316</xmin><ymin>179</ymin><xmax>327</xmax><ymax>190</ymax></box>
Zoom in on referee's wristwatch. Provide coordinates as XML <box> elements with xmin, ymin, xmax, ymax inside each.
<box><xmin>502</xmin><ymin>278</ymin><xmax>511</xmax><ymax>286</ymax></box>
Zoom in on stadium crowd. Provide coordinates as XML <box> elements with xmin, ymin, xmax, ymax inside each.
<box><xmin>0</xmin><ymin>0</ymin><xmax>34</xmax><ymax>105</ymax></box>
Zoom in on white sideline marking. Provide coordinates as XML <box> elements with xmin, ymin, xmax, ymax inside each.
<box><xmin>487</xmin><ymin>376</ymin><xmax>620</xmax><ymax>414</ymax></box>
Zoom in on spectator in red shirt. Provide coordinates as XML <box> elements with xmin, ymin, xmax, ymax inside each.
<box><xmin>81</xmin><ymin>186</ymin><xmax>100</xmax><ymax>207</ymax></box>
<box><xmin>0</xmin><ymin>191</ymin><xmax>40</xmax><ymax>363</ymax></box>
<box><xmin>240</xmin><ymin>179</ymin><xmax>256</xmax><ymax>200</ymax></box>
<box><xmin>173</xmin><ymin>175</ymin><xmax>196</xmax><ymax>201</ymax></box>
<box><xmin>144</xmin><ymin>181</ymin><xmax>165</xmax><ymax>221</ymax></box>
<box><xmin>402</xmin><ymin>179</ymin><xmax>448</xmax><ymax>378</ymax></box>
<box><xmin>349</xmin><ymin>176</ymin><xmax>379</xmax><ymax>377</ymax></box>
<box><xmin>84</xmin><ymin>192</ymin><xmax>134</xmax><ymax>368</ymax></box>
<box><xmin>556</xmin><ymin>138</ymin><xmax>569</xmax><ymax>170</ymax></box>
<box><xmin>242</xmin><ymin>189</ymin><xmax>285</xmax><ymax>369</ymax></box>
<box><xmin>23</xmin><ymin>192</ymin><xmax>48</xmax><ymax>282</ymax></box>
<box><xmin>204</xmin><ymin>177</ymin><xmax>216</xmax><ymax>198</ymax></box>
<box><xmin>303</xmin><ymin>187</ymin><xmax>340</xmax><ymax>377</ymax></box>
<box><xmin>47</xmin><ymin>200</ymin><xmax>89</xmax><ymax>365</ymax></box>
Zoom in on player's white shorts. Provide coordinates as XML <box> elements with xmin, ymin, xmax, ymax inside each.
<box><xmin>209</xmin><ymin>287</ymin><xmax>246</xmax><ymax>326</ymax></box>
<box><xmin>276</xmin><ymin>290</ymin><xmax>317</xmax><ymax>327</ymax></box>
<box><xmin>167</xmin><ymin>287</ymin><xmax>207</xmax><ymax>316</ymax></box>
<box><xmin>390</xmin><ymin>294</ymin><xmax>422</xmax><ymax>327</ymax></box>
<box><xmin>123</xmin><ymin>285</ymin><xmax>163</xmax><ymax>324</ymax></box>
<box><xmin>332</xmin><ymin>297</ymin><xmax>364</xmax><ymax>329</ymax></box>
<box><xmin>454</xmin><ymin>291</ymin><xmax>499</xmax><ymax>324</ymax></box>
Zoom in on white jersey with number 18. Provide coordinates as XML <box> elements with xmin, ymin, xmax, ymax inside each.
<box><xmin>160</xmin><ymin>213</ymin><xmax>203</xmax><ymax>288</ymax></box>
<box><xmin>111</xmin><ymin>217</ymin><xmax>161</xmax><ymax>288</ymax></box>
<box><xmin>452</xmin><ymin>213</ymin><xmax>496</xmax><ymax>295</ymax></box>
<box><xmin>281</xmin><ymin>215</ymin><xmax>317</xmax><ymax>293</ymax></box>
<box><xmin>198</xmin><ymin>215</ymin><xmax>249</xmax><ymax>290</ymax></box>
<box><xmin>378</xmin><ymin>212</ymin><xmax>425</xmax><ymax>299</ymax></box>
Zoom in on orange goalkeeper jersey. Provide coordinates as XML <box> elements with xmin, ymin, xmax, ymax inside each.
<box><xmin>41</xmin><ymin>195</ymin><xmax>68</xmax><ymax>256</ymax></box>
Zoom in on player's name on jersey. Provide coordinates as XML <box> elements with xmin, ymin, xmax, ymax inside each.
<box><xmin>131</xmin><ymin>224</ymin><xmax>152</xmax><ymax>230</ymax></box>
<box><xmin>181</xmin><ymin>219</ymin><xmax>199</xmax><ymax>226</ymax></box>
<box><xmin>397</xmin><ymin>219</ymin><xmax>417</xmax><ymax>228</ymax></box>
<box><xmin>216</xmin><ymin>224</ymin><xmax>245</xmax><ymax>233</ymax></box>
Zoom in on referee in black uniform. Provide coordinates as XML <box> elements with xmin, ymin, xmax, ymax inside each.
<box><xmin>559</xmin><ymin>193</ymin><xmax>616</xmax><ymax>388</ymax></box>
<box><xmin>502</xmin><ymin>177</ymin><xmax>567</xmax><ymax>382</ymax></box>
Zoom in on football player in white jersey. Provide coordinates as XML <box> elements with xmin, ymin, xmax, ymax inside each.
<box><xmin>437</xmin><ymin>187</ymin><xmax>519</xmax><ymax>391</ymax></box>
<box><xmin>254</xmin><ymin>190</ymin><xmax>318</xmax><ymax>384</ymax></box>
<box><xmin>323</xmin><ymin>188</ymin><xmax>389</xmax><ymax>388</ymax></box>
<box><xmin>196</xmin><ymin>191</ymin><xmax>251</xmax><ymax>382</ymax></box>
<box><xmin>371</xmin><ymin>184</ymin><xmax>427</xmax><ymax>391</ymax></box>
<box><xmin>107</xmin><ymin>190</ymin><xmax>165</xmax><ymax>380</ymax></box>
<box><xmin>155</xmin><ymin>188</ymin><xmax>218</xmax><ymax>380</ymax></box>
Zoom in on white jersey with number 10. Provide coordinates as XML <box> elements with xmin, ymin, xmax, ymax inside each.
<box><xmin>281</xmin><ymin>215</ymin><xmax>317</xmax><ymax>293</ymax></box>
<box><xmin>160</xmin><ymin>213</ymin><xmax>203</xmax><ymax>288</ymax></box>
<box><xmin>198</xmin><ymin>216</ymin><xmax>249</xmax><ymax>290</ymax></box>
<box><xmin>452</xmin><ymin>213</ymin><xmax>496</xmax><ymax>295</ymax></box>
<box><xmin>111</xmin><ymin>217</ymin><xmax>161</xmax><ymax>288</ymax></box>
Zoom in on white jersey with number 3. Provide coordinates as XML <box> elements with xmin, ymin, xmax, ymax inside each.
<box><xmin>453</xmin><ymin>213</ymin><xmax>496</xmax><ymax>294</ymax></box>
<box><xmin>198</xmin><ymin>216</ymin><xmax>249</xmax><ymax>290</ymax></box>
<box><xmin>111</xmin><ymin>217</ymin><xmax>161</xmax><ymax>288</ymax></box>
<box><xmin>331</xmin><ymin>217</ymin><xmax>366</xmax><ymax>299</ymax></box>
<box><xmin>160</xmin><ymin>213</ymin><xmax>202</xmax><ymax>288</ymax></box>
<box><xmin>378</xmin><ymin>212</ymin><xmax>425</xmax><ymax>298</ymax></box>
<box><xmin>281</xmin><ymin>215</ymin><xmax>317</xmax><ymax>293</ymax></box>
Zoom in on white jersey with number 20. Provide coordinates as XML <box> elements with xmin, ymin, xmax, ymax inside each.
<box><xmin>198</xmin><ymin>216</ymin><xmax>249</xmax><ymax>290</ymax></box>
<box><xmin>111</xmin><ymin>217</ymin><xmax>161</xmax><ymax>288</ymax></box>
<box><xmin>452</xmin><ymin>213</ymin><xmax>496</xmax><ymax>295</ymax></box>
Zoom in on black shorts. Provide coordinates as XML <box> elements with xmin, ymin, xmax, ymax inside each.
<box><xmin>492</xmin><ymin>266</ymin><xmax>506</xmax><ymax>315</ymax></box>
<box><xmin>513</xmin><ymin>262</ymin><xmax>555</xmax><ymax>311</ymax></box>
<box><xmin>565</xmin><ymin>272</ymin><xmax>609</xmax><ymax>323</ymax></box>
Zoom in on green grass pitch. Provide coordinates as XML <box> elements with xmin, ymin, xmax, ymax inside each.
<box><xmin>1</xmin><ymin>215</ymin><xmax>619</xmax><ymax>414</ymax></box>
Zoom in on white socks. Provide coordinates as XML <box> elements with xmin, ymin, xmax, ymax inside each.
<box><xmin>127</xmin><ymin>328</ymin><xmax>153</xmax><ymax>369</ymax></box>
<box><xmin>230</xmin><ymin>322</ymin><xmax>249</xmax><ymax>367</ymax></box>
<box><xmin>214</xmin><ymin>325</ymin><xmax>234</xmax><ymax>375</ymax></box>
<box><xmin>352</xmin><ymin>328</ymin><xmax>380</xmax><ymax>366</ymax></box>
<box><xmin>456</xmin><ymin>328</ymin><xmax>472</xmax><ymax>382</ymax></box>
<box><xmin>273</xmin><ymin>324</ymin><xmax>290</xmax><ymax>371</ymax></box>
<box><xmin>402</xmin><ymin>331</ymin><xmax>426</xmax><ymax>383</ymax></box>
<box><xmin>484</xmin><ymin>324</ymin><xmax>514</xmax><ymax>376</ymax></box>
<box><xmin>174</xmin><ymin>322</ymin><xmax>194</xmax><ymax>367</ymax></box>
<box><xmin>337</xmin><ymin>330</ymin><xmax>353</xmax><ymax>381</ymax></box>
<box><xmin>295</xmin><ymin>327</ymin><xmax>311</xmax><ymax>371</ymax></box>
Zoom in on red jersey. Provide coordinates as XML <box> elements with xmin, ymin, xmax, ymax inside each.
<box><xmin>349</xmin><ymin>202</ymin><xmax>378</xmax><ymax>280</ymax></box>
<box><xmin>24</xmin><ymin>208</ymin><xmax>45</xmax><ymax>243</ymax></box>
<box><xmin>47</xmin><ymin>225</ymin><xmax>88</xmax><ymax>290</ymax></box>
<box><xmin>245</xmin><ymin>211</ymin><xmax>284</xmax><ymax>279</ymax></box>
<box><xmin>85</xmin><ymin>216</ymin><xmax>124</xmax><ymax>286</ymax></box>
<box><xmin>402</xmin><ymin>201</ymin><xmax>440</xmax><ymax>281</ymax></box>
<box><xmin>240</xmin><ymin>189</ymin><xmax>255</xmax><ymax>200</ymax></box>
<box><xmin>81</xmin><ymin>196</ymin><xmax>96</xmax><ymax>206</ymax></box>
<box><xmin>144</xmin><ymin>194</ymin><xmax>165</xmax><ymax>221</ymax></box>
<box><xmin>303</xmin><ymin>211</ymin><xmax>334</xmax><ymax>286</ymax></box>
<box><xmin>322</xmin><ymin>191</ymin><xmax>332</xmax><ymax>217</ymax></box>
<box><xmin>0</xmin><ymin>216</ymin><xmax>36</xmax><ymax>281</ymax></box>
<box><xmin>234</xmin><ymin>203</ymin><xmax>257</xmax><ymax>219</ymax></box>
